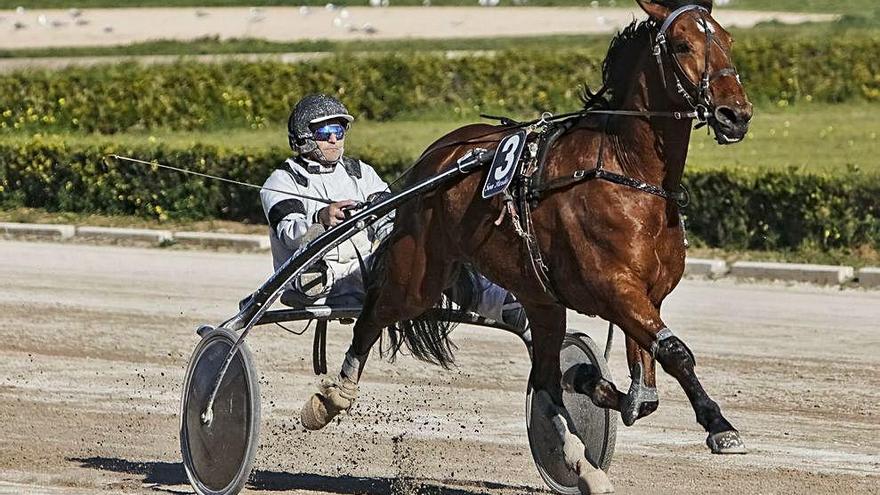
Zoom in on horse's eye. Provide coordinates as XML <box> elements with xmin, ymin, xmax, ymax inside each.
<box><xmin>674</xmin><ymin>43</ymin><xmax>691</xmax><ymax>54</ymax></box>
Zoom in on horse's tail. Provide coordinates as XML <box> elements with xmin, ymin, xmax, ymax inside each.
<box><xmin>364</xmin><ymin>239</ymin><xmax>483</xmax><ymax>369</ymax></box>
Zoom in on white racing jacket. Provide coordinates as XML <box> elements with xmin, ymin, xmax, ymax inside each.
<box><xmin>260</xmin><ymin>155</ymin><xmax>390</xmax><ymax>279</ymax></box>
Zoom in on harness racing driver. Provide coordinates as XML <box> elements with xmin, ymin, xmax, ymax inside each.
<box><xmin>260</xmin><ymin>94</ymin><xmax>527</xmax><ymax>332</ymax></box>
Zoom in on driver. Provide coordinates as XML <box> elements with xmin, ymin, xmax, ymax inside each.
<box><xmin>260</xmin><ymin>94</ymin><xmax>526</xmax><ymax>330</ymax></box>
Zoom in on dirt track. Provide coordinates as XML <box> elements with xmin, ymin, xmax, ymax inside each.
<box><xmin>0</xmin><ymin>240</ymin><xmax>878</xmax><ymax>494</ymax></box>
<box><xmin>1</xmin><ymin>7</ymin><xmax>837</xmax><ymax>49</ymax></box>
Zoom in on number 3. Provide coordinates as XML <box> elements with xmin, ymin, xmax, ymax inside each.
<box><xmin>494</xmin><ymin>134</ymin><xmax>521</xmax><ymax>181</ymax></box>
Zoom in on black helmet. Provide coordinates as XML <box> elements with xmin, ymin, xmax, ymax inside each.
<box><xmin>287</xmin><ymin>94</ymin><xmax>354</xmax><ymax>157</ymax></box>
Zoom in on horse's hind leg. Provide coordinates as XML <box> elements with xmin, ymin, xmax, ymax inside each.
<box><xmin>529</xmin><ymin>302</ymin><xmax>614</xmax><ymax>494</ymax></box>
<box><xmin>608</xmin><ymin>289</ymin><xmax>745</xmax><ymax>454</ymax></box>
<box><xmin>300</xmin><ymin>227</ymin><xmax>454</xmax><ymax>430</ymax></box>
<box><xmin>619</xmin><ymin>337</ymin><xmax>659</xmax><ymax>426</ymax></box>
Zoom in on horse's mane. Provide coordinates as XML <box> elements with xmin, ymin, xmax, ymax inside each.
<box><xmin>581</xmin><ymin>19</ymin><xmax>655</xmax><ymax>111</ymax></box>
<box><xmin>582</xmin><ymin>0</ymin><xmax>714</xmax><ymax>110</ymax></box>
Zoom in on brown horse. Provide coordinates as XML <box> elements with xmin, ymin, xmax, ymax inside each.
<box><xmin>301</xmin><ymin>0</ymin><xmax>752</xmax><ymax>492</ymax></box>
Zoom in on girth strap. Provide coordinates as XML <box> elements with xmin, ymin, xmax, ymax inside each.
<box><xmin>532</xmin><ymin>168</ymin><xmax>689</xmax><ymax>207</ymax></box>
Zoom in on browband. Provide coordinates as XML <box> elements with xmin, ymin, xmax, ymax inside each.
<box><xmin>657</xmin><ymin>4</ymin><xmax>709</xmax><ymax>37</ymax></box>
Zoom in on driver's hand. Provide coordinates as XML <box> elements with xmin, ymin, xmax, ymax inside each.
<box><xmin>318</xmin><ymin>200</ymin><xmax>357</xmax><ymax>227</ymax></box>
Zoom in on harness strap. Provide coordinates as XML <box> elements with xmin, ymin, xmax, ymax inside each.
<box><xmin>313</xmin><ymin>319</ymin><xmax>328</xmax><ymax>375</ymax></box>
<box><xmin>532</xmin><ymin>168</ymin><xmax>689</xmax><ymax>207</ymax></box>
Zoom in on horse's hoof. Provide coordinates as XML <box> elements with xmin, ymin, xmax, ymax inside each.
<box><xmin>300</xmin><ymin>393</ymin><xmax>335</xmax><ymax>431</ymax></box>
<box><xmin>620</xmin><ymin>363</ymin><xmax>659</xmax><ymax>427</ymax></box>
<box><xmin>707</xmin><ymin>430</ymin><xmax>747</xmax><ymax>454</ymax></box>
<box><xmin>620</xmin><ymin>398</ymin><xmax>658</xmax><ymax>427</ymax></box>
<box><xmin>576</xmin><ymin>461</ymin><xmax>615</xmax><ymax>494</ymax></box>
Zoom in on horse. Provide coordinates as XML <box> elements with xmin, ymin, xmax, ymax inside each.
<box><xmin>300</xmin><ymin>0</ymin><xmax>752</xmax><ymax>492</ymax></box>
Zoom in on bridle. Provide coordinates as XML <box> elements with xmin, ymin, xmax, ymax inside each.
<box><xmin>651</xmin><ymin>4</ymin><xmax>741</xmax><ymax>126</ymax></box>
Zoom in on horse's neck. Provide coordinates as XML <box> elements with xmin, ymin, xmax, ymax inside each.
<box><xmin>612</xmin><ymin>70</ymin><xmax>692</xmax><ymax>192</ymax></box>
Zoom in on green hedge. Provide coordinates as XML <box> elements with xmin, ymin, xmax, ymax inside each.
<box><xmin>1</xmin><ymin>139</ymin><xmax>878</xmax><ymax>250</ymax></box>
<box><xmin>686</xmin><ymin>167</ymin><xmax>880</xmax><ymax>250</ymax></box>
<box><xmin>2</xmin><ymin>31</ymin><xmax>880</xmax><ymax>133</ymax></box>
<box><xmin>0</xmin><ymin>139</ymin><xmax>411</xmax><ymax>222</ymax></box>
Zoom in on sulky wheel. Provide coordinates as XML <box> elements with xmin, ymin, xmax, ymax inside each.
<box><xmin>525</xmin><ymin>331</ymin><xmax>617</xmax><ymax>495</ymax></box>
<box><xmin>180</xmin><ymin>327</ymin><xmax>261</xmax><ymax>495</ymax></box>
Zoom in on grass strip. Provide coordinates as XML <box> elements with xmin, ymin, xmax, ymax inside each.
<box><xmin>5</xmin><ymin>102</ymin><xmax>878</xmax><ymax>174</ymax></box>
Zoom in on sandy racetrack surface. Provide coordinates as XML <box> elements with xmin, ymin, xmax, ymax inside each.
<box><xmin>0</xmin><ymin>7</ymin><xmax>837</xmax><ymax>49</ymax></box>
<box><xmin>0</xmin><ymin>241</ymin><xmax>878</xmax><ymax>494</ymax></box>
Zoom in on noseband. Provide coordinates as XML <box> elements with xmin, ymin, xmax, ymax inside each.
<box><xmin>652</xmin><ymin>4</ymin><xmax>741</xmax><ymax>124</ymax></box>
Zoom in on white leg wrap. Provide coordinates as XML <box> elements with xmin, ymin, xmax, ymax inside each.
<box><xmin>341</xmin><ymin>348</ymin><xmax>369</xmax><ymax>382</ymax></box>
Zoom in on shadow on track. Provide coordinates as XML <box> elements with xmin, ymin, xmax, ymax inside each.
<box><xmin>69</xmin><ymin>457</ymin><xmax>547</xmax><ymax>494</ymax></box>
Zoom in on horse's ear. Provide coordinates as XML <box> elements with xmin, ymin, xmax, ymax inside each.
<box><xmin>694</xmin><ymin>0</ymin><xmax>713</xmax><ymax>13</ymax></box>
<box><xmin>635</xmin><ymin>0</ymin><xmax>672</xmax><ymax>22</ymax></box>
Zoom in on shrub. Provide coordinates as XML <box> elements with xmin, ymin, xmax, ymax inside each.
<box><xmin>2</xmin><ymin>31</ymin><xmax>878</xmax><ymax>133</ymax></box>
<box><xmin>1</xmin><ymin>138</ymin><xmax>878</xmax><ymax>251</ymax></box>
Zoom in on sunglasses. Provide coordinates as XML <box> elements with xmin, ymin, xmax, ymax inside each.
<box><xmin>312</xmin><ymin>123</ymin><xmax>346</xmax><ymax>141</ymax></box>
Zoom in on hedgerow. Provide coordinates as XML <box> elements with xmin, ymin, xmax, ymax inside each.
<box><xmin>2</xmin><ymin>31</ymin><xmax>879</xmax><ymax>133</ymax></box>
<box><xmin>1</xmin><ymin>139</ymin><xmax>878</xmax><ymax>251</ymax></box>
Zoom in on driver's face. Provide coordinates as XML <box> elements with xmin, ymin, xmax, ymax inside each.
<box><xmin>312</xmin><ymin>119</ymin><xmax>346</xmax><ymax>163</ymax></box>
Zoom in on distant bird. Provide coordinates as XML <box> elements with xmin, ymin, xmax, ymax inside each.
<box><xmin>195</xmin><ymin>9</ymin><xmax>209</xmax><ymax>18</ymax></box>
<box><xmin>51</xmin><ymin>20</ymin><xmax>66</xmax><ymax>27</ymax></box>
<box><xmin>15</xmin><ymin>6</ymin><xmax>25</xmax><ymax>14</ymax></box>
<box><xmin>103</xmin><ymin>26</ymin><xmax>113</xmax><ymax>33</ymax></box>
<box><xmin>75</xmin><ymin>18</ymin><xmax>89</xmax><ymax>26</ymax></box>
<box><xmin>68</xmin><ymin>8</ymin><xmax>82</xmax><ymax>18</ymax></box>
<box><xmin>299</xmin><ymin>6</ymin><xmax>310</xmax><ymax>16</ymax></box>
<box><xmin>363</xmin><ymin>23</ymin><xmax>377</xmax><ymax>34</ymax></box>
<box><xmin>369</xmin><ymin>0</ymin><xmax>381</xmax><ymax>6</ymax></box>
<box><xmin>339</xmin><ymin>8</ymin><xmax>349</xmax><ymax>19</ymax></box>
<box><xmin>325</xmin><ymin>3</ymin><xmax>336</xmax><ymax>11</ymax></box>
<box><xmin>13</xmin><ymin>21</ymin><xmax>26</xmax><ymax>30</ymax></box>
<box><xmin>248</xmin><ymin>7</ymin><xmax>265</xmax><ymax>23</ymax></box>
<box><xmin>37</xmin><ymin>14</ymin><xmax>49</xmax><ymax>26</ymax></box>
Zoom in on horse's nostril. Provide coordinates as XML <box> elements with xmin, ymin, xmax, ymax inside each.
<box><xmin>715</xmin><ymin>106</ymin><xmax>738</xmax><ymax>126</ymax></box>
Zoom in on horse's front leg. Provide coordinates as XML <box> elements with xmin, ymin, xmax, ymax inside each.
<box><xmin>528</xmin><ymin>302</ymin><xmax>615</xmax><ymax>494</ymax></box>
<box><xmin>607</xmin><ymin>287</ymin><xmax>746</xmax><ymax>454</ymax></box>
<box><xmin>619</xmin><ymin>337</ymin><xmax>659</xmax><ymax>426</ymax></box>
<box><xmin>561</xmin><ymin>334</ymin><xmax>658</xmax><ymax>427</ymax></box>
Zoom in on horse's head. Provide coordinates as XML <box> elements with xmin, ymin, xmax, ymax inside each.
<box><xmin>637</xmin><ymin>0</ymin><xmax>752</xmax><ymax>144</ymax></box>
